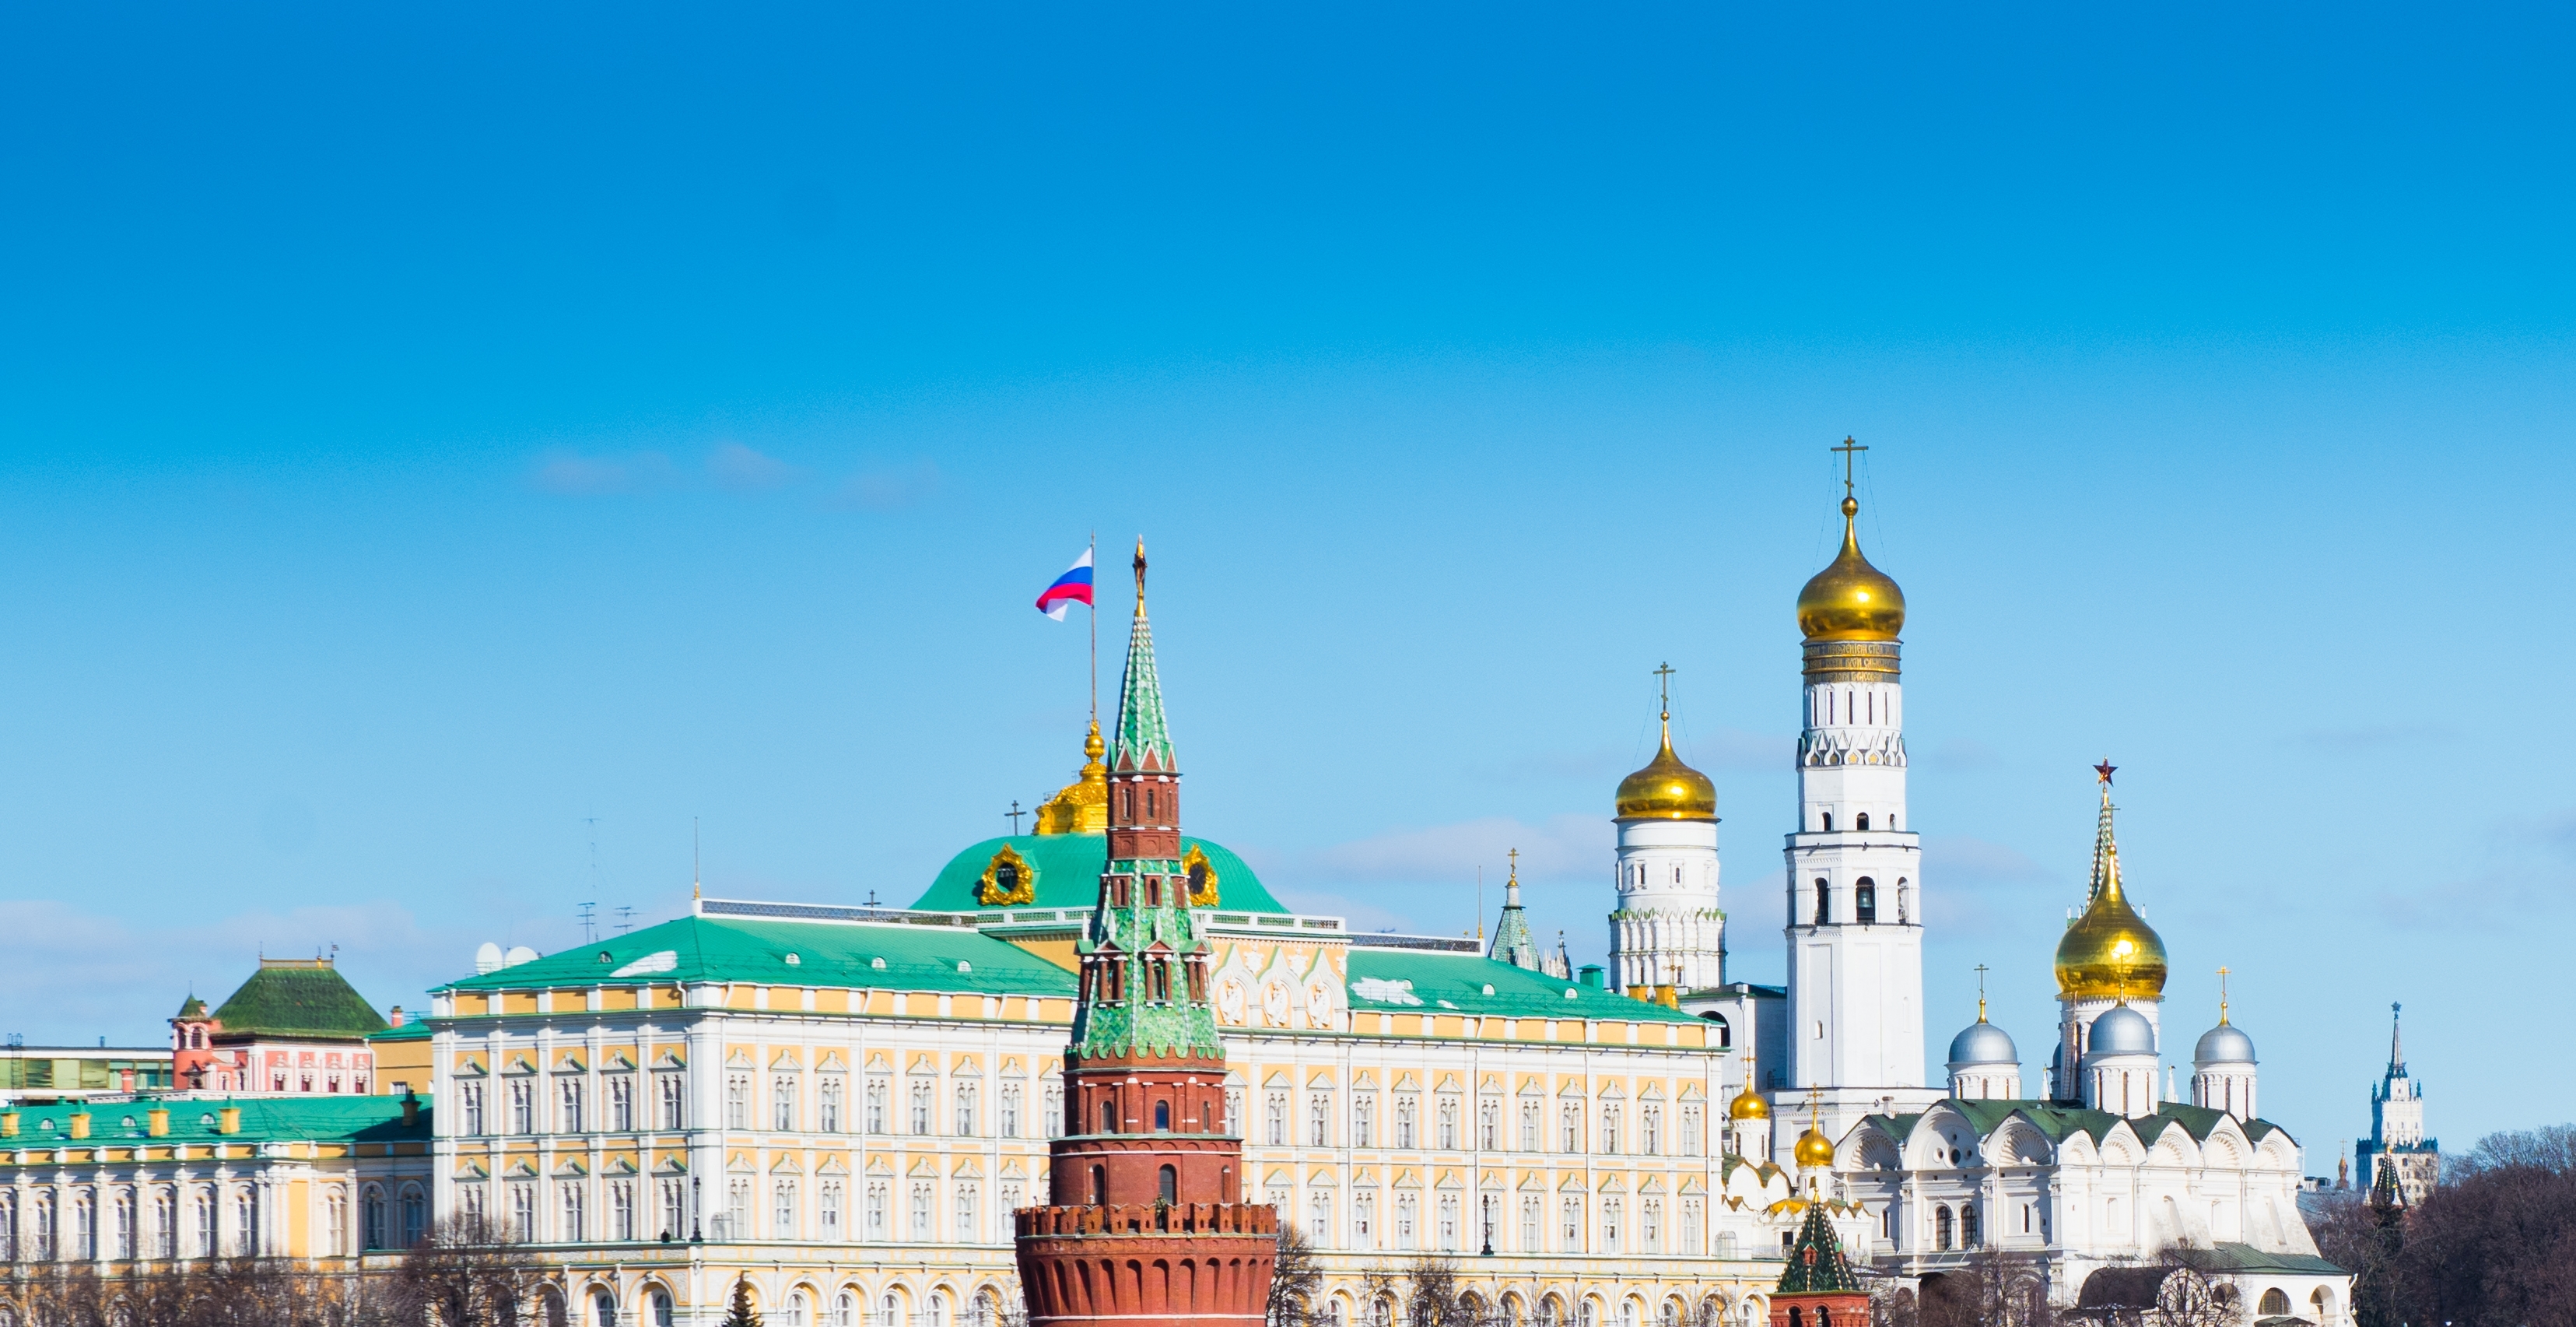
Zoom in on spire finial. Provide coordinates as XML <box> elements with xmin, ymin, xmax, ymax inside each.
<box><xmin>2390</xmin><ymin>1001</ymin><xmax>2404</xmax><ymax>1070</ymax></box>
<box><xmin>1975</xmin><ymin>964</ymin><xmax>1989</xmax><ymax>1023</ymax></box>
<box><xmin>2217</xmin><ymin>967</ymin><xmax>2231</xmax><ymax>1025</ymax></box>
<box><xmin>1653</xmin><ymin>662</ymin><xmax>1675</xmax><ymax>744</ymax></box>
<box><xmin>2095</xmin><ymin>759</ymin><xmax>2116</xmax><ymax>786</ymax></box>
<box><xmin>1131</xmin><ymin>537</ymin><xmax>1148</xmax><ymax>618</ymax></box>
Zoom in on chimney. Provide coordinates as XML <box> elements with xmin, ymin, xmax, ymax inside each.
<box><xmin>0</xmin><ymin>1111</ymin><xmax>17</xmax><ymax>1137</ymax></box>
<box><xmin>217</xmin><ymin>1107</ymin><xmax>242</xmax><ymax>1136</ymax></box>
<box><xmin>401</xmin><ymin>1087</ymin><xmax>420</xmax><ymax>1128</ymax></box>
<box><xmin>68</xmin><ymin>1112</ymin><xmax>89</xmax><ymax>1140</ymax></box>
<box><xmin>148</xmin><ymin>1108</ymin><xmax>170</xmax><ymax>1137</ymax></box>
<box><xmin>387</xmin><ymin>1006</ymin><xmax>405</xmax><ymax>1028</ymax></box>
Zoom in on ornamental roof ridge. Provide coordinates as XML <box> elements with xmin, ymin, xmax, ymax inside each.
<box><xmin>1111</xmin><ymin>604</ymin><xmax>1176</xmax><ymax>774</ymax></box>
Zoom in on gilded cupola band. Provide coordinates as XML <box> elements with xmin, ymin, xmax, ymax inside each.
<box><xmin>1801</xmin><ymin>639</ymin><xmax>1901</xmax><ymax>683</ymax></box>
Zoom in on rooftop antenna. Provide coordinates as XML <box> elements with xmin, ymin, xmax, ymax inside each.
<box><xmin>692</xmin><ymin>817</ymin><xmax>702</xmax><ymax>901</ymax></box>
<box><xmin>578</xmin><ymin>903</ymin><xmax>598</xmax><ymax>944</ymax></box>
<box><xmin>1475</xmin><ymin>865</ymin><xmax>1484</xmax><ymax>944</ymax></box>
<box><xmin>613</xmin><ymin>906</ymin><xmax>636</xmax><ymax>936</ymax></box>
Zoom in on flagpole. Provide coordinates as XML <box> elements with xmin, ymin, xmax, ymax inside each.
<box><xmin>1088</xmin><ymin>530</ymin><xmax>1098</xmax><ymax>727</ymax></box>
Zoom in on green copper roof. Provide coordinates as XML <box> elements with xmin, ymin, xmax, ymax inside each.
<box><xmin>1887</xmin><ymin>1099</ymin><xmax>2290</xmax><ymax>1150</ymax></box>
<box><xmin>210</xmin><ymin>962</ymin><xmax>388</xmax><ymax>1038</ymax></box>
<box><xmin>0</xmin><ymin>1097</ymin><xmax>428</xmax><ymax>1150</ymax></box>
<box><xmin>1775</xmin><ymin>1198</ymin><xmax>1863</xmax><ymax>1294</ymax></box>
<box><xmin>1071</xmin><ymin>866</ymin><xmax>1225</xmax><ymax>1062</ymax></box>
<box><xmin>1345</xmin><ymin>950</ymin><xmax>1702</xmax><ymax>1024</ymax></box>
<box><xmin>916</xmin><ymin>835</ymin><xmax>1283</xmax><ymax>914</ymax></box>
<box><xmin>436</xmin><ymin>913</ymin><xmax>1078</xmax><ymax>997</ymax></box>
<box><xmin>1112</xmin><ymin>607</ymin><xmax>1175</xmax><ymax>772</ymax></box>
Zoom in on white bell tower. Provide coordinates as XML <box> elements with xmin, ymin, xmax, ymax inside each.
<box><xmin>1609</xmin><ymin>664</ymin><xmax>1725</xmax><ymax>993</ymax></box>
<box><xmin>1780</xmin><ymin>446</ymin><xmax>1937</xmax><ymax>1145</ymax></box>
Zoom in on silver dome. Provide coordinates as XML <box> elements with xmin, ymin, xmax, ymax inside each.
<box><xmin>1947</xmin><ymin>1020</ymin><xmax>2019</xmax><ymax>1067</ymax></box>
<box><xmin>2086</xmin><ymin>1005</ymin><xmax>2157</xmax><ymax>1058</ymax></box>
<box><xmin>2194</xmin><ymin>1022</ymin><xmax>2257</xmax><ymax>1065</ymax></box>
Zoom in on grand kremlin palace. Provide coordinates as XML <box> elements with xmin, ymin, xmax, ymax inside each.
<box><xmin>0</xmin><ymin>490</ymin><xmax>2348</xmax><ymax>1327</ymax></box>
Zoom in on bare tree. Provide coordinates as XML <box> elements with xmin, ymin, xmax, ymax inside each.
<box><xmin>387</xmin><ymin>1213</ymin><xmax>544</xmax><ymax>1327</ymax></box>
<box><xmin>1269</xmin><ymin>1224</ymin><xmax>1325</xmax><ymax>1327</ymax></box>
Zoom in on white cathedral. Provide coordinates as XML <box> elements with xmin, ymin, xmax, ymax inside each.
<box><xmin>1572</xmin><ymin>484</ymin><xmax>2350</xmax><ymax>1319</ymax></box>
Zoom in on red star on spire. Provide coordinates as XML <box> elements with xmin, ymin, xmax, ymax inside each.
<box><xmin>2094</xmin><ymin>759</ymin><xmax>2116</xmax><ymax>786</ymax></box>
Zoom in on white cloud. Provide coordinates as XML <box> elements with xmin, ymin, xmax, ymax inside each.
<box><xmin>707</xmin><ymin>442</ymin><xmax>807</xmax><ymax>491</ymax></box>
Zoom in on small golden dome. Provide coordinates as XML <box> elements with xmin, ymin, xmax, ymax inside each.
<box><xmin>2054</xmin><ymin>785</ymin><xmax>2169</xmax><ymax>1000</ymax></box>
<box><xmin>1729</xmin><ymin>1083</ymin><xmax>1771</xmax><ymax>1121</ymax></box>
<box><xmin>1793</xmin><ymin>1124</ymin><xmax>1836</xmax><ymax>1168</ymax></box>
<box><xmin>1616</xmin><ymin>724</ymin><xmax>1716</xmax><ymax>820</ymax></box>
<box><xmin>1796</xmin><ymin>497</ymin><xmax>1906</xmax><ymax>642</ymax></box>
<box><xmin>1033</xmin><ymin>721</ymin><xmax>1109</xmax><ymax>835</ymax></box>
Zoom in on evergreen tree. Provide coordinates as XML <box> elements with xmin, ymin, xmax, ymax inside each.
<box><xmin>720</xmin><ymin>1273</ymin><xmax>765</xmax><ymax>1327</ymax></box>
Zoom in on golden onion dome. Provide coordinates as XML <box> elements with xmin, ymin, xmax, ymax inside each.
<box><xmin>1793</xmin><ymin>1124</ymin><xmax>1837</xmax><ymax>1168</ymax></box>
<box><xmin>1615</xmin><ymin>721</ymin><xmax>1717</xmax><ymax>820</ymax></box>
<box><xmin>1796</xmin><ymin>497</ymin><xmax>1906</xmax><ymax>642</ymax></box>
<box><xmin>2054</xmin><ymin>784</ymin><xmax>2169</xmax><ymax>1000</ymax></box>
<box><xmin>2054</xmin><ymin>889</ymin><xmax>2169</xmax><ymax>1001</ymax></box>
<box><xmin>1729</xmin><ymin>1083</ymin><xmax>1771</xmax><ymax>1121</ymax></box>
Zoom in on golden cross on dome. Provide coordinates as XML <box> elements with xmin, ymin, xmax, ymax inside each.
<box><xmin>2218</xmin><ymin>966</ymin><xmax>2232</xmax><ymax>1024</ymax></box>
<box><xmin>1975</xmin><ymin>964</ymin><xmax>1989</xmax><ymax>1020</ymax></box>
<box><xmin>1653</xmin><ymin>661</ymin><xmax>1675</xmax><ymax>725</ymax></box>
<box><xmin>2094</xmin><ymin>759</ymin><xmax>2116</xmax><ymax>786</ymax></box>
<box><xmin>1831</xmin><ymin>437</ymin><xmax>1866</xmax><ymax>498</ymax></box>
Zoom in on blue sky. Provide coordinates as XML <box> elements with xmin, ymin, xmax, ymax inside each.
<box><xmin>4</xmin><ymin>3</ymin><xmax>2572</xmax><ymax>1160</ymax></box>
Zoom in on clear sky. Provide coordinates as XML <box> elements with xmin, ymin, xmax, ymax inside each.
<box><xmin>4</xmin><ymin>4</ymin><xmax>2571</xmax><ymax>1161</ymax></box>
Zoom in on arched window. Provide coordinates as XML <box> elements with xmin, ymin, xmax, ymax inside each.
<box><xmin>1158</xmin><ymin>1165</ymin><xmax>1177</xmax><ymax>1203</ymax></box>
<box><xmin>1155</xmin><ymin>1100</ymin><xmax>1171</xmax><ymax>1131</ymax></box>
<box><xmin>1100</xmin><ymin>1101</ymin><xmax>1116</xmax><ymax>1133</ymax></box>
<box><xmin>1856</xmin><ymin>813</ymin><xmax>1869</xmax><ymax>831</ymax></box>
<box><xmin>1935</xmin><ymin>1205</ymin><xmax>1954</xmax><ymax>1250</ymax></box>
<box><xmin>1961</xmin><ymin>1202</ymin><xmax>1980</xmax><ymax>1247</ymax></box>
<box><xmin>1855</xmin><ymin>879</ymin><xmax>1877</xmax><ymax>924</ymax></box>
<box><xmin>1702</xmin><ymin>1013</ymin><xmax>1731</xmax><ymax>1048</ymax></box>
<box><xmin>2259</xmin><ymin>1290</ymin><xmax>2290</xmax><ymax>1317</ymax></box>
<box><xmin>1897</xmin><ymin>879</ymin><xmax>1909</xmax><ymax>924</ymax></box>
<box><xmin>1820</xmin><ymin>812</ymin><xmax>1833</xmax><ymax>832</ymax></box>
<box><xmin>1089</xmin><ymin>1166</ymin><xmax>1107</xmax><ymax>1206</ymax></box>
<box><xmin>1814</xmin><ymin>882</ymin><xmax>1830</xmax><ymax>925</ymax></box>
<box><xmin>1787</xmin><ymin>1310</ymin><xmax>1803</xmax><ymax>1327</ymax></box>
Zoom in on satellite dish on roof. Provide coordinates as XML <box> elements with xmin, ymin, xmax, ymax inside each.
<box><xmin>475</xmin><ymin>943</ymin><xmax>503</xmax><ymax>974</ymax></box>
<box><xmin>504</xmin><ymin>946</ymin><xmax>539</xmax><ymax>968</ymax></box>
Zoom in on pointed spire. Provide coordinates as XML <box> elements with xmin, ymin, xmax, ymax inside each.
<box><xmin>2388</xmin><ymin>1002</ymin><xmax>2405</xmax><ymax>1073</ymax></box>
<box><xmin>1489</xmin><ymin>848</ymin><xmax>1539</xmax><ymax>971</ymax></box>
<box><xmin>2087</xmin><ymin>778</ymin><xmax>2125</xmax><ymax>907</ymax></box>
<box><xmin>1111</xmin><ymin>539</ymin><xmax>1176</xmax><ymax>774</ymax></box>
<box><xmin>1773</xmin><ymin>1194</ymin><xmax>1864</xmax><ymax>1294</ymax></box>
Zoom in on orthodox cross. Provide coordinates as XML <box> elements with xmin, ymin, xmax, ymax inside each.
<box><xmin>1832</xmin><ymin>437</ymin><xmax>1867</xmax><ymax>497</ymax></box>
<box><xmin>1005</xmin><ymin>800</ymin><xmax>1025</xmax><ymax>834</ymax></box>
<box><xmin>1508</xmin><ymin>846</ymin><xmax>1519</xmax><ymax>877</ymax></box>
<box><xmin>1654</xmin><ymin>662</ymin><xmax>1674</xmax><ymax>720</ymax></box>
<box><xmin>1975</xmin><ymin>964</ymin><xmax>1989</xmax><ymax>1019</ymax></box>
<box><xmin>2217</xmin><ymin>966</ymin><xmax>2231</xmax><ymax>1022</ymax></box>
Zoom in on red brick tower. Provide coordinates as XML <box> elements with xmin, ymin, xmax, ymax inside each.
<box><xmin>1767</xmin><ymin>1186</ymin><xmax>1870</xmax><ymax>1327</ymax></box>
<box><xmin>1015</xmin><ymin>542</ymin><xmax>1276</xmax><ymax>1327</ymax></box>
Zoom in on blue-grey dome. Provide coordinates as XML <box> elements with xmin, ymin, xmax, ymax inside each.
<box><xmin>1947</xmin><ymin>1019</ymin><xmax>2018</xmax><ymax>1067</ymax></box>
<box><xmin>2086</xmin><ymin>1005</ymin><xmax>2156</xmax><ymax>1058</ymax></box>
<box><xmin>2194</xmin><ymin>1022</ymin><xmax>2256</xmax><ymax>1065</ymax></box>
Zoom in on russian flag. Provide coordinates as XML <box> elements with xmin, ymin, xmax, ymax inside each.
<box><xmin>1035</xmin><ymin>548</ymin><xmax>1095</xmax><ymax>620</ymax></box>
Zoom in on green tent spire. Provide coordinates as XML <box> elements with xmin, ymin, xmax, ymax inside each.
<box><xmin>1775</xmin><ymin>1198</ymin><xmax>1863</xmax><ymax>1294</ymax></box>
<box><xmin>1112</xmin><ymin>539</ymin><xmax>1176</xmax><ymax>774</ymax></box>
<box><xmin>1490</xmin><ymin>851</ymin><xmax>1540</xmax><ymax>971</ymax></box>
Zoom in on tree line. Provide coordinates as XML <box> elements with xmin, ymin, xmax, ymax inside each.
<box><xmin>0</xmin><ymin>1216</ymin><xmax>552</xmax><ymax>1327</ymax></box>
<box><xmin>2310</xmin><ymin>1124</ymin><xmax>2576</xmax><ymax>1327</ymax></box>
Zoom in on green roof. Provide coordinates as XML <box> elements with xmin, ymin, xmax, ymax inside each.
<box><xmin>0</xmin><ymin>1096</ymin><xmax>427</xmax><ymax>1149</ymax></box>
<box><xmin>1893</xmin><ymin>1099</ymin><xmax>2291</xmax><ymax>1150</ymax></box>
<box><xmin>916</xmin><ymin>834</ymin><xmax>1284</xmax><ymax>914</ymax></box>
<box><xmin>1345</xmin><ymin>950</ymin><xmax>1702</xmax><ymax>1024</ymax></box>
<box><xmin>211</xmin><ymin>962</ymin><xmax>388</xmax><ymax>1038</ymax></box>
<box><xmin>437</xmin><ymin>913</ymin><xmax>1080</xmax><ymax>998</ymax></box>
<box><xmin>367</xmin><ymin>1022</ymin><xmax>433</xmax><ymax>1043</ymax></box>
<box><xmin>1775</xmin><ymin>1199</ymin><xmax>1865</xmax><ymax>1294</ymax></box>
<box><xmin>1111</xmin><ymin>606</ymin><xmax>1176</xmax><ymax>773</ymax></box>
